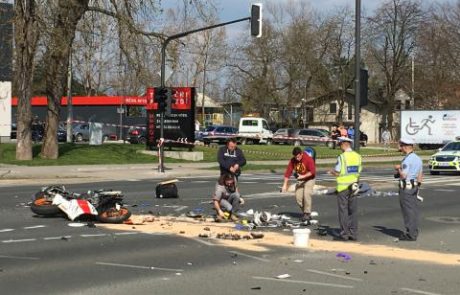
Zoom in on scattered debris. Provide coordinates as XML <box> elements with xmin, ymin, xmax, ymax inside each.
<box><xmin>175</xmin><ymin>273</ymin><xmax>182</xmax><ymax>276</ymax></box>
<box><xmin>345</xmin><ymin>271</ymin><xmax>351</xmax><ymax>275</ymax></box>
<box><xmin>369</xmin><ymin>260</ymin><xmax>377</xmax><ymax>265</ymax></box>
<box><xmin>364</xmin><ymin>271</ymin><xmax>368</xmax><ymax>274</ymax></box>
<box><xmin>86</xmin><ymin>222</ymin><xmax>96</xmax><ymax>228</ymax></box>
<box><xmin>203</xmin><ymin>227</ymin><xmax>210</xmax><ymax>231</ymax></box>
<box><xmin>250</xmin><ymin>232</ymin><xmax>264</xmax><ymax>239</ymax></box>
<box><xmin>179</xmin><ymin>231</ymin><xmax>185</xmax><ymax>234</ymax></box>
<box><xmin>187</xmin><ymin>262</ymin><xmax>193</xmax><ymax>266</ymax></box>
<box><xmin>217</xmin><ymin>233</ymin><xmax>241</xmax><ymax>240</ymax></box>
<box><xmin>336</xmin><ymin>252</ymin><xmax>352</xmax><ymax>262</ymax></box>
<box><xmin>293</xmin><ymin>259</ymin><xmax>303</xmax><ymax>263</ymax></box>
<box><xmin>61</xmin><ymin>236</ymin><xmax>69</xmax><ymax>241</ymax></box>
<box><xmin>250</xmin><ymin>286</ymin><xmax>261</xmax><ymax>290</ymax></box>
<box><xmin>198</xmin><ymin>233</ymin><xmax>209</xmax><ymax>238</ymax></box>
<box><xmin>276</xmin><ymin>274</ymin><xmax>291</xmax><ymax>279</ymax></box>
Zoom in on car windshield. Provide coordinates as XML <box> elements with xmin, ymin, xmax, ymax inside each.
<box><xmin>442</xmin><ymin>142</ymin><xmax>460</xmax><ymax>151</ymax></box>
<box><xmin>205</xmin><ymin>126</ymin><xmax>216</xmax><ymax>132</ymax></box>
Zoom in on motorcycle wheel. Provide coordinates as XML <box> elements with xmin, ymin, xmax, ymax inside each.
<box><xmin>30</xmin><ymin>198</ymin><xmax>61</xmax><ymax>216</ymax></box>
<box><xmin>97</xmin><ymin>207</ymin><xmax>131</xmax><ymax>223</ymax></box>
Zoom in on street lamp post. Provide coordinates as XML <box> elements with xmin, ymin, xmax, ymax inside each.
<box><xmin>66</xmin><ymin>48</ymin><xmax>73</xmax><ymax>143</ymax></box>
<box><xmin>354</xmin><ymin>0</ymin><xmax>361</xmax><ymax>151</ymax></box>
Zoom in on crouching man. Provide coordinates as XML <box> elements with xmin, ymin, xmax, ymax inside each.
<box><xmin>213</xmin><ymin>173</ymin><xmax>242</xmax><ymax>222</ymax></box>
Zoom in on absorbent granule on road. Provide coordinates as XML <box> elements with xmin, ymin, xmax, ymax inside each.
<box><xmin>98</xmin><ymin>215</ymin><xmax>460</xmax><ymax>266</ymax></box>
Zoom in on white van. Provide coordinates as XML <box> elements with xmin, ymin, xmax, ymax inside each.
<box><xmin>237</xmin><ymin>117</ymin><xmax>273</xmax><ymax>144</ymax></box>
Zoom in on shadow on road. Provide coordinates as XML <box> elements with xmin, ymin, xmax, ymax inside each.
<box><xmin>373</xmin><ymin>225</ymin><xmax>403</xmax><ymax>238</ymax></box>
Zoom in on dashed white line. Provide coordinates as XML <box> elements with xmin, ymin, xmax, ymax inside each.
<box><xmin>433</xmin><ymin>189</ymin><xmax>455</xmax><ymax>192</ymax></box>
<box><xmin>239</xmin><ymin>181</ymin><xmax>258</xmax><ymax>184</ymax></box>
<box><xmin>114</xmin><ymin>232</ymin><xmax>139</xmax><ymax>236</ymax></box>
<box><xmin>0</xmin><ymin>254</ymin><xmax>39</xmax><ymax>260</ymax></box>
<box><xmin>252</xmin><ymin>276</ymin><xmax>354</xmax><ymax>289</ymax></box>
<box><xmin>43</xmin><ymin>236</ymin><xmax>72</xmax><ymax>240</ymax></box>
<box><xmin>80</xmin><ymin>234</ymin><xmax>108</xmax><ymax>238</ymax></box>
<box><xmin>0</xmin><ymin>229</ymin><xmax>15</xmax><ymax>233</ymax></box>
<box><xmin>228</xmin><ymin>251</ymin><xmax>270</xmax><ymax>262</ymax></box>
<box><xmin>399</xmin><ymin>287</ymin><xmax>443</xmax><ymax>295</ymax></box>
<box><xmin>191</xmin><ymin>237</ymin><xmax>215</xmax><ymax>246</ymax></box>
<box><xmin>2</xmin><ymin>238</ymin><xmax>37</xmax><ymax>243</ymax></box>
<box><xmin>192</xmin><ymin>180</ymin><xmax>211</xmax><ymax>183</ymax></box>
<box><xmin>174</xmin><ymin>206</ymin><xmax>189</xmax><ymax>212</ymax></box>
<box><xmin>95</xmin><ymin>262</ymin><xmax>184</xmax><ymax>272</ymax></box>
<box><xmin>306</xmin><ymin>269</ymin><xmax>363</xmax><ymax>282</ymax></box>
<box><xmin>23</xmin><ymin>225</ymin><xmax>46</xmax><ymax>230</ymax></box>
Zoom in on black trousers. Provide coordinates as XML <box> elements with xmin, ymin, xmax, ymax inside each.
<box><xmin>337</xmin><ymin>189</ymin><xmax>358</xmax><ymax>239</ymax></box>
<box><xmin>399</xmin><ymin>187</ymin><xmax>419</xmax><ymax>239</ymax></box>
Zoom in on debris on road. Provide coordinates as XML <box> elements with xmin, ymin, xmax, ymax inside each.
<box><xmin>250</xmin><ymin>286</ymin><xmax>261</xmax><ymax>290</ymax></box>
<box><xmin>336</xmin><ymin>252</ymin><xmax>352</xmax><ymax>262</ymax></box>
<box><xmin>276</xmin><ymin>274</ymin><xmax>291</xmax><ymax>279</ymax></box>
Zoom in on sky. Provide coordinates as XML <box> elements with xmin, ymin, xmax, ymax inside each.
<box><xmin>210</xmin><ymin>0</ymin><xmax>455</xmax><ymax>40</ymax></box>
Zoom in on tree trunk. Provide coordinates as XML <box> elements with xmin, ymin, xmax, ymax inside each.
<box><xmin>14</xmin><ymin>0</ymin><xmax>40</xmax><ymax>160</ymax></box>
<box><xmin>41</xmin><ymin>0</ymin><xmax>89</xmax><ymax>159</ymax></box>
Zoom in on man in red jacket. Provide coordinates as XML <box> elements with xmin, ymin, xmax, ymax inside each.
<box><xmin>281</xmin><ymin>147</ymin><xmax>316</xmax><ymax>221</ymax></box>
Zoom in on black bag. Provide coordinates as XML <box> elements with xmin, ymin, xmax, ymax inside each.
<box><xmin>156</xmin><ymin>183</ymin><xmax>179</xmax><ymax>198</ymax></box>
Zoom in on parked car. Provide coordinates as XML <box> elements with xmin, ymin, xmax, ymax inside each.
<box><xmin>31</xmin><ymin>124</ymin><xmax>45</xmax><ymax>142</ymax></box>
<box><xmin>293</xmin><ymin>128</ymin><xmax>334</xmax><ymax>148</ymax></box>
<box><xmin>126</xmin><ymin>125</ymin><xmax>147</xmax><ymax>144</ymax></box>
<box><xmin>72</xmin><ymin>123</ymin><xmax>111</xmax><ymax>142</ymax></box>
<box><xmin>202</xmin><ymin>125</ymin><xmax>238</xmax><ymax>145</ymax></box>
<box><xmin>272</xmin><ymin>128</ymin><xmax>297</xmax><ymax>145</ymax></box>
<box><xmin>428</xmin><ymin>139</ymin><xmax>460</xmax><ymax>175</ymax></box>
<box><xmin>194</xmin><ymin>127</ymin><xmax>206</xmax><ymax>142</ymax></box>
<box><xmin>359</xmin><ymin>131</ymin><xmax>368</xmax><ymax>147</ymax></box>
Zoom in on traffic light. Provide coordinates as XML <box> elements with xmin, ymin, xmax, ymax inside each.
<box><xmin>165</xmin><ymin>88</ymin><xmax>177</xmax><ymax>116</ymax></box>
<box><xmin>155</xmin><ymin>87</ymin><xmax>167</xmax><ymax>112</ymax></box>
<box><xmin>251</xmin><ymin>3</ymin><xmax>262</xmax><ymax>38</ymax></box>
<box><xmin>360</xmin><ymin>68</ymin><xmax>368</xmax><ymax>107</ymax></box>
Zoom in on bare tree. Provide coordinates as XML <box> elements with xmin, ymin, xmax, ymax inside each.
<box><xmin>14</xmin><ymin>0</ymin><xmax>41</xmax><ymax>160</ymax></box>
<box><xmin>365</xmin><ymin>0</ymin><xmax>422</xmax><ymax>133</ymax></box>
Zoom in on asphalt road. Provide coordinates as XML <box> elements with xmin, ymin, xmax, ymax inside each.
<box><xmin>1</xmin><ymin>169</ymin><xmax>459</xmax><ymax>295</ymax></box>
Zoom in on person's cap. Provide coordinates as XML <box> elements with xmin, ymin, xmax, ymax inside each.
<box><xmin>337</xmin><ymin>137</ymin><xmax>353</xmax><ymax>144</ymax></box>
<box><xmin>399</xmin><ymin>137</ymin><xmax>415</xmax><ymax>145</ymax></box>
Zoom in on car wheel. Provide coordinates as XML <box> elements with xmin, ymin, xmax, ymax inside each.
<box><xmin>327</xmin><ymin>141</ymin><xmax>334</xmax><ymax>148</ymax></box>
<box><xmin>240</xmin><ymin>138</ymin><xmax>247</xmax><ymax>145</ymax></box>
<box><xmin>265</xmin><ymin>139</ymin><xmax>272</xmax><ymax>145</ymax></box>
<box><xmin>294</xmin><ymin>140</ymin><xmax>301</xmax><ymax>147</ymax></box>
<box><xmin>139</xmin><ymin>137</ymin><xmax>147</xmax><ymax>145</ymax></box>
<box><xmin>102</xmin><ymin>135</ymin><xmax>109</xmax><ymax>142</ymax></box>
<box><xmin>75</xmin><ymin>133</ymin><xmax>83</xmax><ymax>142</ymax></box>
<box><xmin>430</xmin><ymin>171</ymin><xmax>440</xmax><ymax>175</ymax></box>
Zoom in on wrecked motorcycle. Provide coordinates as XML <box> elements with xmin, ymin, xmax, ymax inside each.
<box><xmin>31</xmin><ymin>186</ymin><xmax>131</xmax><ymax>223</ymax></box>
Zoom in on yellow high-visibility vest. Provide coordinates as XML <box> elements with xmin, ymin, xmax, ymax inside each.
<box><xmin>336</xmin><ymin>151</ymin><xmax>362</xmax><ymax>192</ymax></box>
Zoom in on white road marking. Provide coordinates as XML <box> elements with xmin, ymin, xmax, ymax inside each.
<box><xmin>0</xmin><ymin>229</ymin><xmax>14</xmax><ymax>233</ymax></box>
<box><xmin>400</xmin><ymin>287</ymin><xmax>443</xmax><ymax>295</ymax></box>
<box><xmin>23</xmin><ymin>225</ymin><xmax>46</xmax><ymax>229</ymax></box>
<box><xmin>306</xmin><ymin>269</ymin><xmax>363</xmax><ymax>282</ymax></box>
<box><xmin>2</xmin><ymin>238</ymin><xmax>37</xmax><ymax>243</ymax></box>
<box><xmin>433</xmin><ymin>189</ymin><xmax>455</xmax><ymax>192</ymax></box>
<box><xmin>239</xmin><ymin>181</ymin><xmax>258</xmax><ymax>184</ymax></box>
<box><xmin>95</xmin><ymin>262</ymin><xmax>184</xmax><ymax>272</ymax></box>
<box><xmin>80</xmin><ymin>234</ymin><xmax>108</xmax><ymax>238</ymax></box>
<box><xmin>113</xmin><ymin>232</ymin><xmax>139</xmax><ymax>236</ymax></box>
<box><xmin>192</xmin><ymin>180</ymin><xmax>211</xmax><ymax>183</ymax></box>
<box><xmin>252</xmin><ymin>276</ymin><xmax>354</xmax><ymax>289</ymax></box>
<box><xmin>126</xmin><ymin>179</ymin><xmax>140</xmax><ymax>182</ymax></box>
<box><xmin>192</xmin><ymin>237</ymin><xmax>215</xmax><ymax>246</ymax></box>
<box><xmin>266</xmin><ymin>182</ymin><xmax>282</xmax><ymax>185</ymax></box>
<box><xmin>174</xmin><ymin>206</ymin><xmax>189</xmax><ymax>212</ymax></box>
<box><xmin>228</xmin><ymin>251</ymin><xmax>270</xmax><ymax>262</ymax></box>
<box><xmin>0</xmin><ymin>255</ymin><xmax>39</xmax><ymax>260</ymax></box>
<box><xmin>43</xmin><ymin>236</ymin><xmax>72</xmax><ymax>240</ymax></box>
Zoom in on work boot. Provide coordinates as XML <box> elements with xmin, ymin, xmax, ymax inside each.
<box><xmin>301</xmin><ymin>213</ymin><xmax>311</xmax><ymax>222</ymax></box>
<box><xmin>215</xmin><ymin>215</ymin><xmax>225</xmax><ymax>223</ymax></box>
<box><xmin>230</xmin><ymin>213</ymin><xmax>239</xmax><ymax>222</ymax></box>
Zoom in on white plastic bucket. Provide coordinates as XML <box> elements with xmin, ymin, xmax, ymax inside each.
<box><xmin>293</xmin><ymin>228</ymin><xmax>311</xmax><ymax>248</ymax></box>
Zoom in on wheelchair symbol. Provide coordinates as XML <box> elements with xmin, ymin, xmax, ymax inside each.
<box><xmin>405</xmin><ymin>116</ymin><xmax>435</xmax><ymax>135</ymax></box>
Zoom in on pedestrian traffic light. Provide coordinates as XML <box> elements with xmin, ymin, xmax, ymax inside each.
<box><xmin>165</xmin><ymin>88</ymin><xmax>177</xmax><ymax>116</ymax></box>
<box><xmin>250</xmin><ymin>3</ymin><xmax>262</xmax><ymax>38</ymax></box>
<box><xmin>360</xmin><ymin>68</ymin><xmax>368</xmax><ymax>107</ymax></box>
<box><xmin>155</xmin><ymin>87</ymin><xmax>167</xmax><ymax>112</ymax></box>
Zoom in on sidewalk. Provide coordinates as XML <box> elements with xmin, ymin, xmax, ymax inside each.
<box><xmin>0</xmin><ymin>155</ymin><xmax>430</xmax><ymax>186</ymax></box>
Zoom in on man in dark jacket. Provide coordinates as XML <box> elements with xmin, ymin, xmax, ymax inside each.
<box><xmin>217</xmin><ymin>138</ymin><xmax>246</xmax><ymax>179</ymax></box>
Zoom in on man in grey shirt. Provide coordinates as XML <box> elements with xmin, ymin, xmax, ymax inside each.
<box><xmin>213</xmin><ymin>173</ymin><xmax>241</xmax><ymax>222</ymax></box>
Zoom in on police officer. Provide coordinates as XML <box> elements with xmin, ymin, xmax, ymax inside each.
<box><xmin>328</xmin><ymin>137</ymin><xmax>362</xmax><ymax>241</ymax></box>
<box><xmin>394</xmin><ymin>137</ymin><xmax>423</xmax><ymax>241</ymax></box>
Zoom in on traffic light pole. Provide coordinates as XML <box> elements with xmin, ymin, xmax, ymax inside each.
<box><xmin>354</xmin><ymin>0</ymin><xmax>361</xmax><ymax>152</ymax></box>
<box><xmin>158</xmin><ymin>17</ymin><xmax>250</xmax><ymax>172</ymax></box>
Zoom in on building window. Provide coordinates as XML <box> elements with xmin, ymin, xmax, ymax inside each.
<box><xmin>348</xmin><ymin>103</ymin><xmax>353</xmax><ymax>120</ymax></box>
<box><xmin>329</xmin><ymin>102</ymin><xmax>337</xmax><ymax>114</ymax></box>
